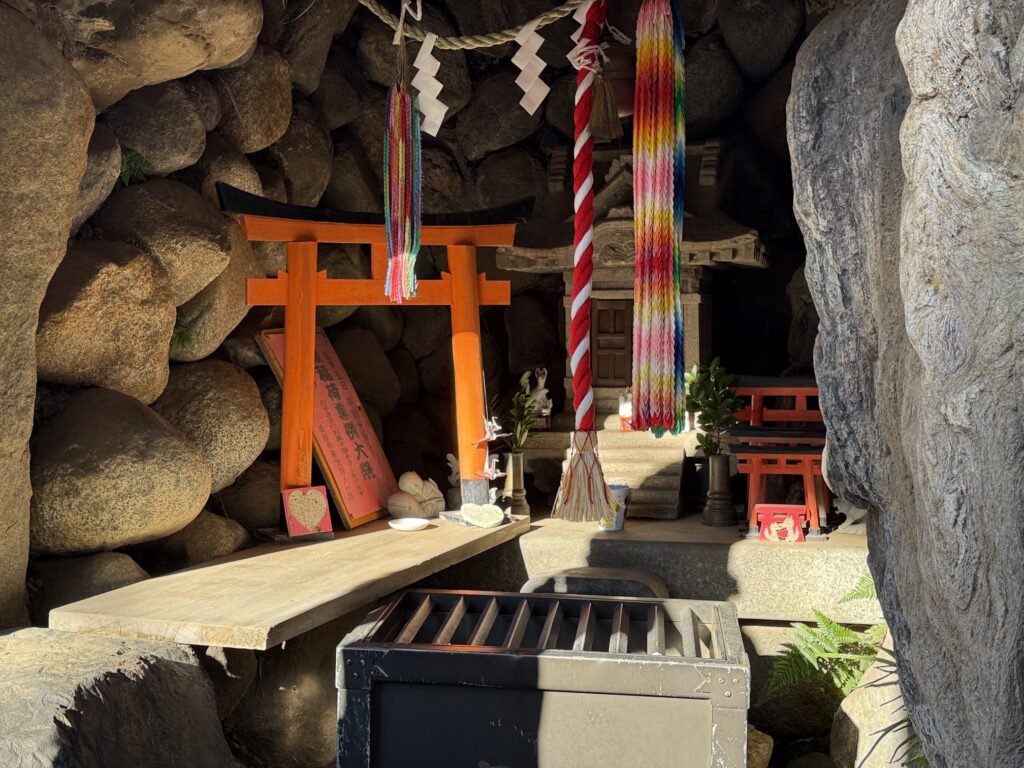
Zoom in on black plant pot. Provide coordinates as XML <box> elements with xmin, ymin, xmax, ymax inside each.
<box><xmin>702</xmin><ymin>453</ymin><xmax>736</xmax><ymax>527</ymax></box>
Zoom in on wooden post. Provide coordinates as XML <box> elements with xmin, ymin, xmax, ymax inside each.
<box><xmin>448</xmin><ymin>245</ymin><xmax>489</xmax><ymax>505</ymax></box>
<box><xmin>280</xmin><ymin>241</ymin><xmax>318</xmax><ymax>489</ymax></box>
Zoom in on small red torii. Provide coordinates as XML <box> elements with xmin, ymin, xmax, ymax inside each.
<box><xmin>223</xmin><ymin>187</ymin><xmax>514</xmax><ymax>509</ymax></box>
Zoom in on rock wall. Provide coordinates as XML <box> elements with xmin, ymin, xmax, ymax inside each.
<box><xmin>0</xmin><ymin>5</ymin><xmax>94</xmax><ymax>627</ymax></box>
<box><xmin>789</xmin><ymin>0</ymin><xmax>1024</xmax><ymax>764</ymax></box>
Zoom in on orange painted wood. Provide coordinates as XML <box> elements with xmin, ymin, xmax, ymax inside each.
<box><xmin>448</xmin><ymin>245</ymin><xmax>488</xmax><ymax>485</ymax></box>
<box><xmin>736</xmin><ymin>452</ymin><xmax>827</xmax><ymax>531</ymax></box>
<box><xmin>280</xmin><ymin>241</ymin><xmax>318</xmax><ymax>490</ymax></box>
<box><xmin>250</xmin><ymin>275</ymin><xmax>509</xmax><ymax>308</ymax></box>
<box><xmin>734</xmin><ymin>385</ymin><xmax>823</xmax><ymax>425</ymax></box>
<box><xmin>371</xmin><ymin>243</ymin><xmax>387</xmax><ymax>281</ymax></box>
<box><xmin>238</xmin><ymin>215</ymin><xmax>516</xmax><ymax>247</ymax></box>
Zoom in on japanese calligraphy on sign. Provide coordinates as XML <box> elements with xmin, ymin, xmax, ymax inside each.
<box><xmin>258</xmin><ymin>329</ymin><xmax>397</xmax><ymax>529</ymax></box>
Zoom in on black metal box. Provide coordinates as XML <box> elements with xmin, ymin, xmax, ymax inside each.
<box><xmin>337</xmin><ymin>589</ymin><xmax>750</xmax><ymax>768</ymax></box>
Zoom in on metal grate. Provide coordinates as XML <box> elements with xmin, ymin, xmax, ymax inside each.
<box><xmin>363</xmin><ymin>590</ymin><xmax>726</xmax><ymax>659</ymax></box>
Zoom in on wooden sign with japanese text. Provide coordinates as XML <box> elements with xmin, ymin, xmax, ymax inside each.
<box><xmin>258</xmin><ymin>329</ymin><xmax>397</xmax><ymax>529</ymax></box>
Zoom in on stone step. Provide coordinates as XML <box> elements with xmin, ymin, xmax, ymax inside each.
<box><xmin>528</xmin><ymin>430</ymin><xmax>690</xmax><ymax>452</ymax></box>
<box><xmin>624</xmin><ymin>502</ymin><xmax>680</xmax><ymax>519</ymax></box>
<box><xmin>564</xmin><ymin>458</ymin><xmax>682</xmax><ymax>478</ymax></box>
<box><xmin>619</xmin><ymin>487</ymin><xmax>681</xmax><ymax>505</ymax></box>
<box><xmin>599</xmin><ymin>473</ymin><xmax>681</xmax><ymax>491</ymax></box>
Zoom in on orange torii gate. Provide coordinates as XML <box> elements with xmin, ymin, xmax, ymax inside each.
<box><xmin>226</xmin><ymin>189</ymin><xmax>514</xmax><ymax>508</ymax></box>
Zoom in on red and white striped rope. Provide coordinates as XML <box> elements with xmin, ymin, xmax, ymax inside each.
<box><xmin>568</xmin><ymin>0</ymin><xmax>607</xmax><ymax>432</ymax></box>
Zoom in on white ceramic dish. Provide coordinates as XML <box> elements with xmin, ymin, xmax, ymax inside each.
<box><xmin>388</xmin><ymin>517</ymin><xmax>430</xmax><ymax>532</ymax></box>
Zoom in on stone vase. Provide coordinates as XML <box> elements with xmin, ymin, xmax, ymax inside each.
<box><xmin>702</xmin><ymin>453</ymin><xmax>736</xmax><ymax>527</ymax></box>
<box><xmin>504</xmin><ymin>452</ymin><xmax>530</xmax><ymax>518</ymax></box>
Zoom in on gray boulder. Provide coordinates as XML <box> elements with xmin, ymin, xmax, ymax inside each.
<box><xmin>213</xmin><ymin>45</ymin><xmax>293</xmax><ymax>153</ymax></box>
<box><xmin>152</xmin><ymin>360</ymin><xmax>269</xmax><ymax>492</ymax></box>
<box><xmin>179</xmin><ymin>132</ymin><xmax>263</xmax><ymax>205</ymax></box>
<box><xmin>226</xmin><ymin>614</ymin><xmax>362</xmax><ymax>767</ymax></box>
<box><xmin>785</xmin><ymin>265</ymin><xmax>818</xmax><ymax>370</ymax></box>
<box><xmin>422</xmin><ymin>145</ymin><xmax>469</xmax><ymax>213</ymax></box>
<box><xmin>419</xmin><ymin>332</ymin><xmax>502</xmax><ymax>400</ymax></box>
<box><xmin>221</xmin><ymin>335</ymin><xmax>268</xmax><ymax>369</ymax></box>
<box><xmin>316</xmin><ymin>245</ymin><xmax>369</xmax><ymax>327</ymax></box>
<box><xmin>786</xmin><ymin>0</ymin><xmax>1020</xmax><ymax>762</ymax></box>
<box><xmin>0</xmin><ymin>5</ymin><xmax>94</xmax><ymax>625</ymax></box>
<box><xmin>94</xmin><ymin>178</ymin><xmax>232</xmax><ymax>305</ymax></box>
<box><xmin>262</xmin><ymin>94</ymin><xmax>333</xmax><ymax>206</ymax></box>
<box><xmin>331</xmin><ymin>327</ymin><xmax>401</xmax><ymax>415</ymax></box>
<box><xmin>357</xmin><ymin>6</ymin><xmax>471</xmax><ymax>116</ymax></box>
<box><xmin>323</xmin><ymin>141</ymin><xmax>383</xmax><ymax>213</ymax></box>
<box><xmin>251</xmin><ymin>366</ymin><xmax>282</xmax><ymax>451</ymax></box>
<box><xmin>171</xmin><ymin>219</ymin><xmax>263</xmax><ymax>361</ymax></box>
<box><xmin>745</xmin><ymin>61</ymin><xmax>794</xmax><ymax>161</ymax></box>
<box><xmin>719</xmin><ymin>0</ymin><xmax>804</xmax><ymax>81</ymax></box>
<box><xmin>544</xmin><ymin>73</ymin><xmax>576</xmax><ymax>139</ymax></box>
<box><xmin>277</xmin><ymin>0</ymin><xmax>359</xmax><ymax>94</ymax></box>
<box><xmin>36</xmin><ymin>240</ymin><xmax>176</xmax><ymax>404</ymax></box>
<box><xmin>685</xmin><ymin>35</ymin><xmax>745</xmax><ymax>137</ymax></box>
<box><xmin>353</xmin><ymin>306</ymin><xmax>404</xmax><ymax>351</ymax></box>
<box><xmin>313</xmin><ymin>49</ymin><xmax>363</xmax><ymax>129</ymax></box>
<box><xmin>387</xmin><ymin>347</ymin><xmax>421</xmax><ymax>405</ymax></box>
<box><xmin>72</xmin><ymin>123</ymin><xmax>121</xmax><ymax>233</ymax></box>
<box><xmin>181</xmin><ymin>73</ymin><xmax>223</xmax><ymax>131</ymax></box>
<box><xmin>505</xmin><ymin>293</ymin><xmax>560</xmax><ymax>374</ymax></box>
<box><xmin>56</xmin><ymin>0</ymin><xmax>263</xmax><ymax>109</ymax></box>
<box><xmin>831</xmin><ymin>634</ymin><xmax>905</xmax><ymax>768</ymax></box>
<box><xmin>30</xmin><ymin>388</ymin><xmax>211</xmax><ymax>555</ymax></box>
<box><xmin>476</xmin><ymin>147</ymin><xmax>545</xmax><ymax>209</ymax></box>
<box><xmin>214</xmin><ymin>457</ymin><xmax>282</xmax><ymax>531</ymax></box>
<box><xmin>102</xmin><ymin>81</ymin><xmax>207</xmax><ymax>176</ymax></box>
<box><xmin>0</xmin><ymin>628</ymin><xmax>237</xmax><ymax>766</ymax></box>
<box><xmin>198</xmin><ymin>645</ymin><xmax>258</xmax><ymax>721</ymax></box>
<box><xmin>457</xmin><ymin>68</ymin><xmax>543</xmax><ymax>161</ymax></box>
<box><xmin>140</xmin><ymin>510</ymin><xmax>251</xmax><ymax>571</ymax></box>
<box><xmin>346</xmin><ymin>90</ymin><xmax>388</xmax><ymax>177</ymax></box>
<box><xmin>401</xmin><ymin>305</ymin><xmax>450</xmax><ymax>359</ymax></box>
<box><xmin>28</xmin><ymin>552</ymin><xmax>149</xmax><ymax>625</ymax></box>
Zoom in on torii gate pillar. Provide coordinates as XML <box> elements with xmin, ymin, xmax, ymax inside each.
<box><xmin>240</xmin><ymin>213</ymin><xmax>514</xmax><ymax>507</ymax></box>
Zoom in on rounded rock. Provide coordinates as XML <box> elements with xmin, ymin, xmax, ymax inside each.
<box><xmin>212</xmin><ymin>45</ymin><xmax>293</xmax><ymax>153</ymax></box>
<box><xmin>214</xmin><ymin>458</ymin><xmax>281</xmax><ymax>531</ymax></box>
<box><xmin>170</xmin><ymin>219</ymin><xmax>263</xmax><ymax>361</ymax></box>
<box><xmin>28</xmin><ymin>552</ymin><xmax>149</xmax><ymax>625</ymax></box>
<box><xmin>30</xmin><ymin>388</ymin><xmax>212</xmax><ymax>555</ymax></box>
<box><xmin>36</xmin><ymin>240</ymin><xmax>176</xmax><ymax>404</ymax></box>
<box><xmin>330</xmin><ymin>327</ymin><xmax>401</xmax><ymax>415</ymax></box>
<box><xmin>151</xmin><ymin>360</ymin><xmax>269</xmax><ymax>492</ymax></box>
<box><xmin>102</xmin><ymin>81</ymin><xmax>207</xmax><ymax>176</ymax></box>
<box><xmin>93</xmin><ymin>179</ymin><xmax>232</xmax><ymax>306</ymax></box>
<box><xmin>262</xmin><ymin>94</ymin><xmax>332</xmax><ymax>206</ymax></box>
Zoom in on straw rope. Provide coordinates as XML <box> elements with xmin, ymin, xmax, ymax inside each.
<box><xmin>358</xmin><ymin>0</ymin><xmax>587</xmax><ymax>50</ymax></box>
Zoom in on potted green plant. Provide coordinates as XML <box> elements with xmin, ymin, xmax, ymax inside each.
<box><xmin>685</xmin><ymin>358</ymin><xmax>745</xmax><ymax>527</ymax></box>
<box><xmin>503</xmin><ymin>371</ymin><xmax>540</xmax><ymax>517</ymax></box>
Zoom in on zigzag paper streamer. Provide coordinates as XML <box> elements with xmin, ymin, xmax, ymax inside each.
<box><xmin>412</xmin><ymin>33</ymin><xmax>448</xmax><ymax>136</ymax></box>
<box><xmin>512</xmin><ymin>19</ymin><xmax>550</xmax><ymax>115</ymax></box>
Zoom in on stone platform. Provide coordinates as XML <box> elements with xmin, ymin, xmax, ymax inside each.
<box><xmin>517</xmin><ymin>517</ymin><xmax>879</xmax><ymax>625</ymax></box>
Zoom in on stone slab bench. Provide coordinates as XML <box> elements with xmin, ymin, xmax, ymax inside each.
<box><xmin>48</xmin><ymin>515</ymin><xmax>530</xmax><ymax>650</ymax></box>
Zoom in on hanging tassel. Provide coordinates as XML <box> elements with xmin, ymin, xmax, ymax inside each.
<box><xmin>631</xmin><ymin>0</ymin><xmax>686</xmax><ymax>436</ymax></box>
<box><xmin>383</xmin><ymin>42</ymin><xmax>423</xmax><ymax>303</ymax></box>
<box><xmin>591</xmin><ymin>74</ymin><xmax>623</xmax><ymax>141</ymax></box>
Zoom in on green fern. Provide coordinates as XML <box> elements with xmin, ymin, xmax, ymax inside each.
<box><xmin>761</xmin><ymin>577</ymin><xmax>928</xmax><ymax>767</ymax></box>
<box><xmin>119</xmin><ymin>146</ymin><xmax>153</xmax><ymax>186</ymax></box>
<box><xmin>840</xmin><ymin>573</ymin><xmax>877</xmax><ymax>603</ymax></box>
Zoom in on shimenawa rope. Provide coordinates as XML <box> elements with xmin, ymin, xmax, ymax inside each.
<box><xmin>358</xmin><ymin>0</ymin><xmax>587</xmax><ymax>50</ymax></box>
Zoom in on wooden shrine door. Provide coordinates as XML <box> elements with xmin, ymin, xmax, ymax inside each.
<box><xmin>592</xmin><ymin>299</ymin><xmax>633</xmax><ymax>387</ymax></box>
